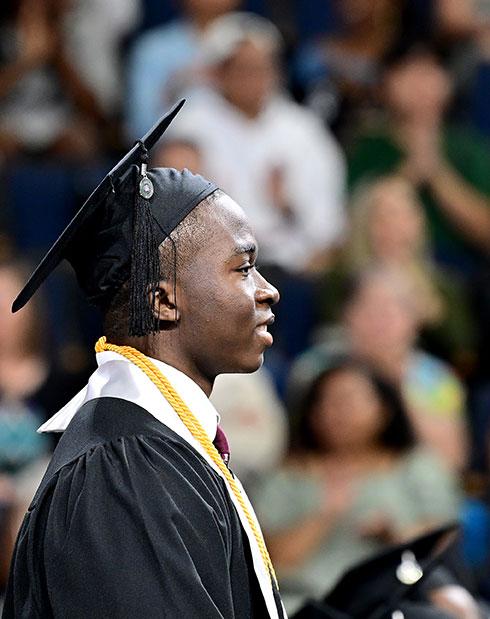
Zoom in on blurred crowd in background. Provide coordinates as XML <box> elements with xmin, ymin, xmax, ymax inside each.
<box><xmin>2</xmin><ymin>0</ymin><xmax>490</xmax><ymax>616</ymax></box>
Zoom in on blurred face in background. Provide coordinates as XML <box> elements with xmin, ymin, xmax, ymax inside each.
<box><xmin>182</xmin><ymin>0</ymin><xmax>241</xmax><ymax>21</ymax></box>
<box><xmin>384</xmin><ymin>53</ymin><xmax>452</xmax><ymax>122</ymax></box>
<box><xmin>345</xmin><ymin>271</ymin><xmax>420</xmax><ymax>367</ymax></box>
<box><xmin>153</xmin><ymin>140</ymin><xmax>203</xmax><ymax>174</ymax></box>
<box><xmin>214</xmin><ymin>39</ymin><xmax>279</xmax><ymax>118</ymax></box>
<box><xmin>311</xmin><ymin>368</ymin><xmax>388</xmax><ymax>452</ymax></box>
<box><xmin>367</xmin><ymin>178</ymin><xmax>425</xmax><ymax>262</ymax></box>
<box><xmin>334</xmin><ymin>0</ymin><xmax>393</xmax><ymax>28</ymax></box>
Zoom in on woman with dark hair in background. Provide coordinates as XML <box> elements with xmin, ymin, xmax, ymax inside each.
<box><xmin>254</xmin><ymin>358</ymin><xmax>460</xmax><ymax>615</ymax></box>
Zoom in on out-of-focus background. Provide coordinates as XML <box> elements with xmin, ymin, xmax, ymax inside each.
<box><xmin>2</xmin><ymin>0</ymin><xmax>490</xmax><ymax>616</ymax></box>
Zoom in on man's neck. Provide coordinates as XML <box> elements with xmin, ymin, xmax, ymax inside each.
<box><xmin>114</xmin><ymin>334</ymin><xmax>214</xmax><ymax>397</ymax></box>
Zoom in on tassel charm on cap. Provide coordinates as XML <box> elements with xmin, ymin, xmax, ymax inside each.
<box><xmin>139</xmin><ymin>162</ymin><xmax>154</xmax><ymax>199</ymax></box>
<box><xmin>396</xmin><ymin>551</ymin><xmax>423</xmax><ymax>585</ymax></box>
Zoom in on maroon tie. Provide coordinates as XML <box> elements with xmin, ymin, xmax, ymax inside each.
<box><xmin>213</xmin><ymin>425</ymin><xmax>230</xmax><ymax>466</ymax></box>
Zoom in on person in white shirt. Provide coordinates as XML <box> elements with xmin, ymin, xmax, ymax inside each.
<box><xmin>168</xmin><ymin>12</ymin><xmax>346</xmax><ymax>276</ymax></box>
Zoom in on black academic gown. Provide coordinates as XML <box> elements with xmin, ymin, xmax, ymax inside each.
<box><xmin>3</xmin><ymin>397</ymin><xmax>281</xmax><ymax>618</ymax></box>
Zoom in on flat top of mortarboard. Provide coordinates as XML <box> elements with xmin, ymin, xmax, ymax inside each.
<box><xmin>322</xmin><ymin>524</ymin><xmax>458</xmax><ymax>617</ymax></box>
<box><xmin>12</xmin><ymin>99</ymin><xmax>189</xmax><ymax>314</ymax></box>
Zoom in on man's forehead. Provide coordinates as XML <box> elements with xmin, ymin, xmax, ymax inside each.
<box><xmin>204</xmin><ymin>192</ymin><xmax>255</xmax><ymax>242</ymax></box>
<box><xmin>213</xmin><ymin>192</ymin><xmax>248</xmax><ymax>223</ymax></box>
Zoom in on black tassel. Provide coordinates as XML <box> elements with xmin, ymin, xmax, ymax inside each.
<box><xmin>129</xmin><ymin>164</ymin><xmax>160</xmax><ymax>337</ymax></box>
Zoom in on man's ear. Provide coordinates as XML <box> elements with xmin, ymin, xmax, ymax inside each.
<box><xmin>149</xmin><ymin>279</ymin><xmax>181</xmax><ymax>323</ymax></box>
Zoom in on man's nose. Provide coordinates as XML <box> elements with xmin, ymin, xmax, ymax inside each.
<box><xmin>255</xmin><ymin>272</ymin><xmax>280</xmax><ymax>306</ymax></box>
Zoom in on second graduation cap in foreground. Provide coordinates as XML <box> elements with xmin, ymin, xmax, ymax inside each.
<box><xmin>293</xmin><ymin>525</ymin><xmax>461</xmax><ymax>619</ymax></box>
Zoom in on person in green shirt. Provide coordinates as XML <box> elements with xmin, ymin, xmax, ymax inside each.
<box><xmin>348</xmin><ymin>43</ymin><xmax>490</xmax><ymax>275</ymax></box>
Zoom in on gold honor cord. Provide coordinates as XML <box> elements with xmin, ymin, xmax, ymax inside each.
<box><xmin>95</xmin><ymin>337</ymin><xmax>278</xmax><ymax>587</ymax></box>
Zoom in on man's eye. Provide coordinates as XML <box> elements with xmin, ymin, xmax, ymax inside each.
<box><xmin>238</xmin><ymin>264</ymin><xmax>254</xmax><ymax>275</ymax></box>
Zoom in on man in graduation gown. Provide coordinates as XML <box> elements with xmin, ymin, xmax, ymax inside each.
<box><xmin>2</xmin><ymin>102</ymin><xmax>284</xmax><ymax>618</ymax></box>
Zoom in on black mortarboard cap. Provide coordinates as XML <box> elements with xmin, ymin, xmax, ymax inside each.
<box><xmin>293</xmin><ymin>524</ymin><xmax>459</xmax><ymax>619</ymax></box>
<box><xmin>12</xmin><ymin>100</ymin><xmax>218</xmax><ymax>336</ymax></box>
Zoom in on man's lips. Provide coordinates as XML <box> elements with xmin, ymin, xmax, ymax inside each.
<box><xmin>257</xmin><ymin>314</ymin><xmax>275</xmax><ymax>328</ymax></box>
<box><xmin>255</xmin><ymin>314</ymin><xmax>275</xmax><ymax>346</ymax></box>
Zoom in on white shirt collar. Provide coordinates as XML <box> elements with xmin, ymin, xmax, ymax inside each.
<box><xmin>39</xmin><ymin>350</ymin><xmax>219</xmax><ymax>445</ymax></box>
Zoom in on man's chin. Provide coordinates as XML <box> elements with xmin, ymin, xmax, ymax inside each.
<box><xmin>245</xmin><ymin>354</ymin><xmax>264</xmax><ymax>373</ymax></box>
<box><xmin>226</xmin><ymin>353</ymin><xmax>264</xmax><ymax>375</ymax></box>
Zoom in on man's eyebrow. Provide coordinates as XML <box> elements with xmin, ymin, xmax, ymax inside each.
<box><xmin>232</xmin><ymin>242</ymin><xmax>257</xmax><ymax>256</ymax></box>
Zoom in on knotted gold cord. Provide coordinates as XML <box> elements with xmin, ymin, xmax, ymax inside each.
<box><xmin>95</xmin><ymin>336</ymin><xmax>278</xmax><ymax>587</ymax></box>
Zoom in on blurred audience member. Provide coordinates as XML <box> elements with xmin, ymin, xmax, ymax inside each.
<box><xmin>171</xmin><ymin>12</ymin><xmax>346</xmax><ymax>361</ymax></box>
<box><xmin>63</xmin><ymin>0</ymin><xmax>140</xmax><ymax>116</ymax></box>
<box><xmin>0</xmin><ymin>258</ymin><xmax>91</xmax><ymax>468</ymax></box>
<box><xmin>290</xmin><ymin>266</ymin><xmax>469</xmax><ymax>470</ymax></box>
<box><xmin>0</xmin><ymin>0</ymin><xmax>122</xmax><ymax>159</ymax></box>
<box><xmin>0</xmin><ymin>261</ymin><xmax>50</xmax><ymax>474</ymax></box>
<box><xmin>348</xmin><ymin>43</ymin><xmax>490</xmax><ymax>276</ymax></box>
<box><xmin>173</xmin><ymin>12</ymin><xmax>346</xmax><ymax>276</ymax></box>
<box><xmin>0</xmin><ymin>260</ymin><xmax>51</xmax><ymax>590</ymax></box>
<box><xmin>294</xmin><ymin>0</ymin><xmax>403</xmax><ymax>135</ymax></box>
<box><xmin>460</xmin><ymin>0</ymin><xmax>490</xmax><ymax>138</ymax></box>
<box><xmin>322</xmin><ymin>174</ymin><xmax>476</xmax><ymax>372</ymax></box>
<box><xmin>436</xmin><ymin>0</ymin><xmax>485</xmax><ymax>39</ymax></box>
<box><xmin>152</xmin><ymin>137</ymin><xmax>203</xmax><ymax>173</ymax></box>
<box><xmin>255</xmin><ymin>359</ymin><xmax>460</xmax><ymax>615</ymax></box>
<box><xmin>210</xmin><ymin>368</ymin><xmax>288</xmax><ymax>491</ymax></box>
<box><xmin>126</xmin><ymin>0</ymin><xmax>241</xmax><ymax>138</ymax></box>
<box><xmin>398</xmin><ymin>1</ymin><xmax>490</xmax><ymax>143</ymax></box>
